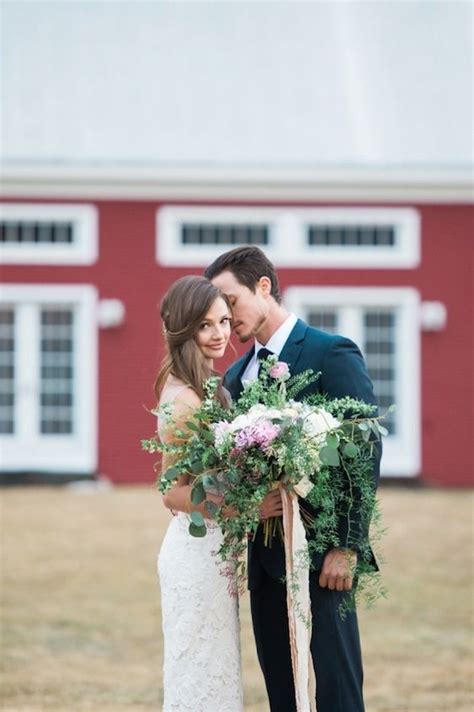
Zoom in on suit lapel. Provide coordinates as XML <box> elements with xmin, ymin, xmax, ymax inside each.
<box><xmin>278</xmin><ymin>319</ymin><xmax>307</xmax><ymax>375</ymax></box>
<box><xmin>226</xmin><ymin>345</ymin><xmax>255</xmax><ymax>399</ymax></box>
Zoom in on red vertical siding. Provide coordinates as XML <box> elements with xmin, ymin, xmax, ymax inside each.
<box><xmin>1</xmin><ymin>198</ymin><xmax>473</xmax><ymax>486</ymax></box>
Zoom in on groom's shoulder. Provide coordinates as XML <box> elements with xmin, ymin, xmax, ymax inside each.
<box><xmin>298</xmin><ymin>320</ymin><xmax>360</xmax><ymax>358</ymax></box>
<box><xmin>299</xmin><ymin>319</ymin><xmax>344</xmax><ymax>349</ymax></box>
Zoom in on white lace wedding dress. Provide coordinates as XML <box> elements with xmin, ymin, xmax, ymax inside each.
<box><xmin>157</xmin><ymin>383</ymin><xmax>243</xmax><ymax>712</ymax></box>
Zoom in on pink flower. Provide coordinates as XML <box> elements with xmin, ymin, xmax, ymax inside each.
<box><xmin>269</xmin><ymin>361</ymin><xmax>290</xmax><ymax>380</ymax></box>
<box><xmin>234</xmin><ymin>421</ymin><xmax>280</xmax><ymax>451</ymax></box>
<box><xmin>235</xmin><ymin>427</ymin><xmax>256</xmax><ymax>450</ymax></box>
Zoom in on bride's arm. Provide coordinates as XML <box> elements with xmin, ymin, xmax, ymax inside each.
<box><xmin>160</xmin><ymin>389</ymin><xmax>222</xmax><ymax>518</ymax></box>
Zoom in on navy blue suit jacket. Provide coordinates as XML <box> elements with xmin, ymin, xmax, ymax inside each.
<box><xmin>223</xmin><ymin>319</ymin><xmax>381</xmax><ymax>589</ymax></box>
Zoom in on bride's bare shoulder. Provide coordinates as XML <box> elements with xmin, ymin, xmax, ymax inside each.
<box><xmin>172</xmin><ymin>386</ymin><xmax>201</xmax><ymax>412</ymax></box>
<box><xmin>160</xmin><ymin>377</ymin><xmax>201</xmax><ymax>414</ymax></box>
<box><xmin>157</xmin><ymin>381</ymin><xmax>201</xmax><ymax>443</ymax></box>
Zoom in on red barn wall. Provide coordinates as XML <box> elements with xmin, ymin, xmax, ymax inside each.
<box><xmin>1</xmin><ymin>198</ymin><xmax>473</xmax><ymax>486</ymax></box>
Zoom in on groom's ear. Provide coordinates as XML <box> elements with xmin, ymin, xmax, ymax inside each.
<box><xmin>257</xmin><ymin>276</ymin><xmax>272</xmax><ymax>297</ymax></box>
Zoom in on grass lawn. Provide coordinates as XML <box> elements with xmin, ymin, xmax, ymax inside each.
<box><xmin>1</xmin><ymin>485</ymin><xmax>473</xmax><ymax>711</ymax></box>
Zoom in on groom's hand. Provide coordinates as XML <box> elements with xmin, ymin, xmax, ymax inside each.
<box><xmin>319</xmin><ymin>548</ymin><xmax>356</xmax><ymax>591</ymax></box>
<box><xmin>259</xmin><ymin>489</ymin><xmax>283</xmax><ymax>519</ymax></box>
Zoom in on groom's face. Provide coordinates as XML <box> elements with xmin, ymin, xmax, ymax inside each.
<box><xmin>210</xmin><ymin>270</ymin><xmax>268</xmax><ymax>343</ymax></box>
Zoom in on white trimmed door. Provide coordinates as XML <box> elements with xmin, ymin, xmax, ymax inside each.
<box><xmin>284</xmin><ymin>287</ymin><xmax>421</xmax><ymax>477</ymax></box>
<box><xmin>0</xmin><ymin>285</ymin><xmax>98</xmax><ymax>473</ymax></box>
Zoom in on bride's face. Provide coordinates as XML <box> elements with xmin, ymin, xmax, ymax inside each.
<box><xmin>194</xmin><ymin>297</ymin><xmax>232</xmax><ymax>362</ymax></box>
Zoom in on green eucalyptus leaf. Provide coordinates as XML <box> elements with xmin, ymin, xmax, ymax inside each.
<box><xmin>204</xmin><ymin>500</ymin><xmax>218</xmax><ymax>516</ymax></box>
<box><xmin>164</xmin><ymin>466</ymin><xmax>180</xmax><ymax>481</ymax></box>
<box><xmin>189</xmin><ymin>522</ymin><xmax>207</xmax><ymax>537</ymax></box>
<box><xmin>320</xmin><ymin>446</ymin><xmax>340</xmax><ymax>467</ymax></box>
<box><xmin>358</xmin><ymin>422</ymin><xmax>369</xmax><ymax>431</ymax></box>
<box><xmin>185</xmin><ymin>420</ymin><xmax>201</xmax><ymax>432</ymax></box>
<box><xmin>202</xmin><ymin>474</ymin><xmax>217</xmax><ymax>490</ymax></box>
<box><xmin>325</xmin><ymin>432</ymin><xmax>339</xmax><ymax>450</ymax></box>
<box><xmin>190</xmin><ymin>510</ymin><xmax>204</xmax><ymax>527</ymax></box>
<box><xmin>378</xmin><ymin>425</ymin><xmax>389</xmax><ymax>437</ymax></box>
<box><xmin>200</xmin><ymin>429</ymin><xmax>215</xmax><ymax>443</ymax></box>
<box><xmin>191</xmin><ymin>481</ymin><xmax>206</xmax><ymax>505</ymax></box>
<box><xmin>190</xmin><ymin>460</ymin><xmax>205</xmax><ymax>475</ymax></box>
<box><xmin>343</xmin><ymin>441</ymin><xmax>359</xmax><ymax>459</ymax></box>
<box><xmin>370</xmin><ymin>422</ymin><xmax>381</xmax><ymax>436</ymax></box>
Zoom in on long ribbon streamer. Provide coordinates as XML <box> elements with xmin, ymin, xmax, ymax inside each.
<box><xmin>280</xmin><ymin>487</ymin><xmax>317</xmax><ymax>712</ymax></box>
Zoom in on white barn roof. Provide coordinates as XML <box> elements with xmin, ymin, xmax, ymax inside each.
<box><xmin>1</xmin><ymin>1</ymin><xmax>472</xmax><ymax>201</ymax></box>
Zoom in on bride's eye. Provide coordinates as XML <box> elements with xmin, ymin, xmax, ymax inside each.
<box><xmin>199</xmin><ymin>323</ymin><xmax>209</xmax><ymax>330</ymax></box>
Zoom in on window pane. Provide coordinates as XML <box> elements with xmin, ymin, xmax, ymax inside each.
<box><xmin>40</xmin><ymin>308</ymin><xmax>74</xmax><ymax>435</ymax></box>
<box><xmin>307</xmin><ymin>310</ymin><xmax>338</xmax><ymax>334</ymax></box>
<box><xmin>0</xmin><ymin>220</ymin><xmax>75</xmax><ymax>244</ymax></box>
<box><xmin>307</xmin><ymin>225</ymin><xmax>396</xmax><ymax>247</ymax></box>
<box><xmin>181</xmin><ymin>223</ymin><xmax>269</xmax><ymax>246</ymax></box>
<box><xmin>364</xmin><ymin>309</ymin><xmax>397</xmax><ymax>434</ymax></box>
<box><xmin>0</xmin><ymin>308</ymin><xmax>15</xmax><ymax>434</ymax></box>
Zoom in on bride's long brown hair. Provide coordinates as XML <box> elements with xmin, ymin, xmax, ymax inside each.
<box><xmin>154</xmin><ymin>276</ymin><xmax>231</xmax><ymax>408</ymax></box>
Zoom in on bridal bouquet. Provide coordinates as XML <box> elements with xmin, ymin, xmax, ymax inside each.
<box><xmin>142</xmin><ymin>355</ymin><xmax>387</xmax><ymax>605</ymax></box>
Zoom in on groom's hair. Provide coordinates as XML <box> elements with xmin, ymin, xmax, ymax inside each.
<box><xmin>204</xmin><ymin>246</ymin><xmax>282</xmax><ymax>304</ymax></box>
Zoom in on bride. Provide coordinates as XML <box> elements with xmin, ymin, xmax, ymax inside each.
<box><xmin>154</xmin><ymin>275</ymin><xmax>243</xmax><ymax>712</ymax></box>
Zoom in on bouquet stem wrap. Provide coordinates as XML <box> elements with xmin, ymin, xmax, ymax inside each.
<box><xmin>280</xmin><ymin>485</ymin><xmax>317</xmax><ymax>712</ymax></box>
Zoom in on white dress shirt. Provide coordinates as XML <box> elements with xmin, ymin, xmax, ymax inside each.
<box><xmin>241</xmin><ymin>313</ymin><xmax>298</xmax><ymax>384</ymax></box>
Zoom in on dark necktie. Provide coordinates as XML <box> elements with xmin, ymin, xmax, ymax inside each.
<box><xmin>257</xmin><ymin>347</ymin><xmax>275</xmax><ymax>377</ymax></box>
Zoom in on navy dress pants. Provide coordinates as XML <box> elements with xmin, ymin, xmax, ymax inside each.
<box><xmin>250</xmin><ymin>568</ymin><xmax>365</xmax><ymax>712</ymax></box>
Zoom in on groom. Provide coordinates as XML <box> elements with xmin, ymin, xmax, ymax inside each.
<box><xmin>205</xmin><ymin>246</ymin><xmax>381</xmax><ymax>712</ymax></box>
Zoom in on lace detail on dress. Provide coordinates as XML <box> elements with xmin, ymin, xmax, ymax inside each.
<box><xmin>158</xmin><ymin>514</ymin><xmax>243</xmax><ymax>711</ymax></box>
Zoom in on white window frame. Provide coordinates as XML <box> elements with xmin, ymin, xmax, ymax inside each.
<box><xmin>284</xmin><ymin>286</ymin><xmax>421</xmax><ymax>477</ymax></box>
<box><xmin>156</xmin><ymin>205</ymin><xmax>420</xmax><ymax>268</ymax></box>
<box><xmin>157</xmin><ymin>206</ymin><xmax>279</xmax><ymax>267</ymax></box>
<box><xmin>0</xmin><ymin>203</ymin><xmax>98</xmax><ymax>265</ymax></box>
<box><xmin>0</xmin><ymin>284</ymin><xmax>98</xmax><ymax>473</ymax></box>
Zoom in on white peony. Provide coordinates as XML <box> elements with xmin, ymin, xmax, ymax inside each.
<box><xmin>303</xmin><ymin>408</ymin><xmax>341</xmax><ymax>439</ymax></box>
<box><xmin>277</xmin><ymin>400</ymin><xmax>302</xmax><ymax>420</ymax></box>
<box><xmin>231</xmin><ymin>404</ymin><xmax>284</xmax><ymax>431</ymax></box>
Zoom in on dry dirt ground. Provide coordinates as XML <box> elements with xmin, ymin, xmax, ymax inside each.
<box><xmin>1</xmin><ymin>485</ymin><xmax>473</xmax><ymax>712</ymax></box>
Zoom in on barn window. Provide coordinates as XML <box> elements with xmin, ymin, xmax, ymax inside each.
<box><xmin>286</xmin><ymin>286</ymin><xmax>421</xmax><ymax>477</ymax></box>
<box><xmin>0</xmin><ymin>309</ymin><xmax>15</xmax><ymax>435</ymax></box>
<box><xmin>0</xmin><ymin>285</ymin><xmax>97</xmax><ymax>474</ymax></box>
<box><xmin>307</xmin><ymin>310</ymin><xmax>338</xmax><ymax>333</ymax></box>
<box><xmin>181</xmin><ymin>223</ymin><xmax>269</xmax><ymax>246</ymax></box>
<box><xmin>301</xmin><ymin>208</ymin><xmax>419</xmax><ymax>266</ymax></box>
<box><xmin>0</xmin><ymin>204</ymin><xmax>98</xmax><ymax>265</ymax></box>
<box><xmin>307</xmin><ymin>225</ymin><xmax>395</xmax><ymax>246</ymax></box>
<box><xmin>157</xmin><ymin>206</ymin><xmax>419</xmax><ymax>268</ymax></box>
<box><xmin>1</xmin><ymin>221</ymin><xmax>74</xmax><ymax>244</ymax></box>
